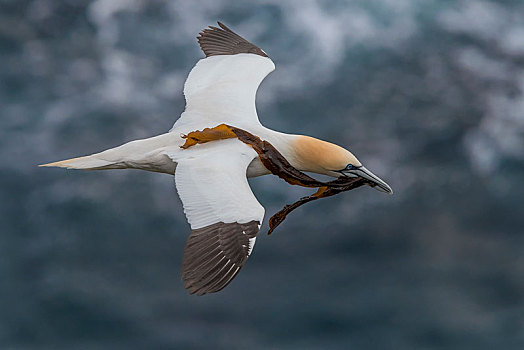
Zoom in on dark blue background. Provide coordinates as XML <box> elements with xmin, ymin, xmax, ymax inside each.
<box><xmin>1</xmin><ymin>0</ymin><xmax>523</xmax><ymax>348</ymax></box>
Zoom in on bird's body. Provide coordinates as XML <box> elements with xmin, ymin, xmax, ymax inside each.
<box><xmin>41</xmin><ymin>22</ymin><xmax>392</xmax><ymax>295</ymax></box>
<box><xmin>44</xmin><ymin>124</ymin><xmax>349</xmax><ymax>177</ymax></box>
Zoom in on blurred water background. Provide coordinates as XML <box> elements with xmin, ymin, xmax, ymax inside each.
<box><xmin>1</xmin><ymin>0</ymin><xmax>524</xmax><ymax>349</ymax></box>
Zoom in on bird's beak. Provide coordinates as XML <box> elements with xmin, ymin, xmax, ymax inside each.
<box><xmin>342</xmin><ymin>166</ymin><xmax>393</xmax><ymax>194</ymax></box>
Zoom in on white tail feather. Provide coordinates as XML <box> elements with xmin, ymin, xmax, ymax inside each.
<box><xmin>39</xmin><ymin>132</ymin><xmax>178</xmax><ymax>173</ymax></box>
<box><xmin>39</xmin><ymin>155</ymin><xmax>115</xmax><ymax>170</ymax></box>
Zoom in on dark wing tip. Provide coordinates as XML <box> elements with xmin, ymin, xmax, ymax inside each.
<box><xmin>197</xmin><ymin>21</ymin><xmax>268</xmax><ymax>58</ymax></box>
<box><xmin>182</xmin><ymin>221</ymin><xmax>260</xmax><ymax>295</ymax></box>
<box><xmin>217</xmin><ymin>21</ymin><xmax>231</xmax><ymax>32</ymax></box>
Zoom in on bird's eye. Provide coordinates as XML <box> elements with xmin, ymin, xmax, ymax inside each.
<box><xmin>345</xmin><ymin>164</ymin><xmax>354</xmax><ymax>170</ymax></box>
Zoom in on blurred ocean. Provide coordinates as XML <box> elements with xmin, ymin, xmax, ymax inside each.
<box><xmin>1</xmin><ymin>0</ymin><xmax>523</xmax><ymax>349</ymax></box>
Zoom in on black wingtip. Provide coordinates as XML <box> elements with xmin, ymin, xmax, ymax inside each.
<box><xmin>181</xmin><ymin>221</ymin><xmax>260</xmax><ymax>295</ymax></box>
<box><xmin>217</xmin><ymin>21</ymin><xmax>229</xmax><ymax>31</ymax></box>
<box><xmin>196</xmin><ymin>22</ymin><xmax>268</xmax><ymax>58</ymax></box>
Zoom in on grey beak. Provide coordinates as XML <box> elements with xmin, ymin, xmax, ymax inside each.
<box><xmin>343</xmin><ymin>166</ymin><xmax>393</xmax><ymax>194</ymax></box>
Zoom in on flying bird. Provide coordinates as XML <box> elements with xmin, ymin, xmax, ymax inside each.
<box><xmin>40</xmin><ymin>22</ymin><xmax>392</xmax><ymax>295</ymax></box>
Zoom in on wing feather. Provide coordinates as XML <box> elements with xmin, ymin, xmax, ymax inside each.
<box><xmin>170</xmin><ymin>23</ymin><xmax>275</xmax><ymax>131</ymax></box>
<box><xmin>197</xmin><ymin>22</ymin><xmax>268</xmax><ymax>58</ymax></box>
<box><xmin>172</xmin><ymin>141</ymin><xmax>264</xmax><ymax>295</ymax></box>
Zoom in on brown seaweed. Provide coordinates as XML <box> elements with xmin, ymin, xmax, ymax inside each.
<box><xmin>181</xmin><ymin>124</ymin><xmax>374</xmax><ymax>235</ymax></box>
<box><xmin>266</xmin><ymin>178</ymin><xmax>367</xmax><ymax>235</ymax></box>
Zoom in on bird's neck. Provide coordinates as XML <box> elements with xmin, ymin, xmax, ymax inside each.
<box><xmin>262</xmin><ymin>131</ymin><xmax>349</xmax><ymax>176</ymax></box>
<box><xmin>292</xmin><ymin>135</ymin><xmax>350</xmax><ymax>175</ymax></box>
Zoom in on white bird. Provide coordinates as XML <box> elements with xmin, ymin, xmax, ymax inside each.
<box><xmin>40</xmin><ymin>22</ymin><xmax>392</xmax><ymax>295</ymax></box>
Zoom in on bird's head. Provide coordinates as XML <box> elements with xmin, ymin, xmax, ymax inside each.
<box><xmin>293</xmin><ymin>136</ymin><xmax>393</xmax><ymax>194</ymax></box>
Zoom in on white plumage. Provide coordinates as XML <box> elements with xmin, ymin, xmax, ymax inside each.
<box><xmin>175</xmin><ymin>53</ymin><xmax>275</xmax><ymax>129</ymax></box>
<box><xmin>171</xmin><ymin>140</ymin><xmax>264</xmax><ymax>230</ymax></box>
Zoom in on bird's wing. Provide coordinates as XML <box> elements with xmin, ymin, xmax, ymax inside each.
<box><xmin>168</xmin><ymin>140</ymin><xmax>264</xmax><ymax>295</ymax></box>
<box><xmin>171</xmin><ymin>22</ymin><xmax>275</xmax><ymax>132</ymax></box>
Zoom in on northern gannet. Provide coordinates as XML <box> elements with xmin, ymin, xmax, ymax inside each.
<box><xmin>40</xmin><ymin>22</ymin><xmax>392</xmax><ymax>295</ymax></box>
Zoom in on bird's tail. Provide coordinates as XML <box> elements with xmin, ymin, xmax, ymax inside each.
<box><xmin>39</xmin><ymin>133</ymin><xmax>176</xmax><ymax>172</ymax></box>
<box><xmin>39</xmin><ymin>154</ymin><xmax>118</xmax><ymax>170</ymax></box>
